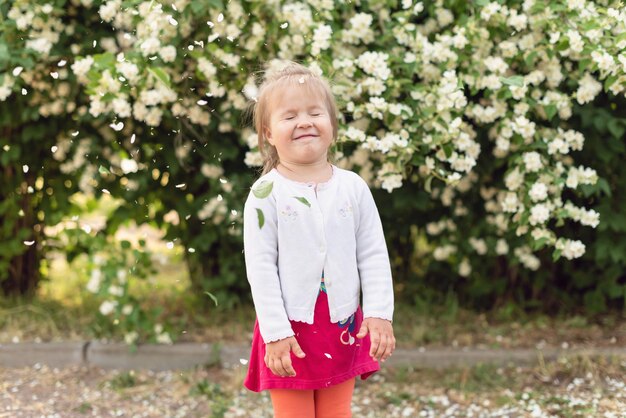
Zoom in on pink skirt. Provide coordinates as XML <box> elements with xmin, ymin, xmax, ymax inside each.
<box><xmin>243</xmin><ymin>273</ymin><xmax>380</xmax><ymax>392</ymax></box>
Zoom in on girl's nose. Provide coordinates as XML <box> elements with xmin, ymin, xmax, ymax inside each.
<box><xmin>297</xmin><ymin>119</ymin><xmax>313</xmax><ymax>128</ymax></box>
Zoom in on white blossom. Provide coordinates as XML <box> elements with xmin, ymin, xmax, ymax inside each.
<box><xmin>99</xmin><ymin>300</ymin><xmax>118</xmax><ymax>316</ymax></box>
<box><xmin>529</xmin><ymin>204</ymin><xmax>550</xmax><ymax>225</ymax></box>
<box><xmin>311</xmin><ymin>24</ymin><xmax>332</xmax><ymax>55</ymax></box>
<box><xmin>522</xmin><ymin>152</ymin><xmax>542</xmax><ymax>172</ymax></box>
<box><xmin>556</xmin><ymin>238</ymin><xmax>586</xmax><ymax>259</ymax></box>
<box><xmin>120</xmin><ymin>158</ymin><xmax>138</xmax><ymax>174</ymax></box>
<box><xmin>576</xmin><ymin>72</ymin><xmax>602</xmax><ymax>104</ymax></box>
<box><xmin>159</xmin><ymin>45</ymin><xmax>177</xmax><ymax>63</ymax></box>
<box><xmin>529</xmin><ymin>182</ymin><xmax>548</xmax><ymax>202</ymax></box>
<box><xmin>71</xmin><ymin>56</ymin><xmax>94</xmax><ymax>78</ymax></box>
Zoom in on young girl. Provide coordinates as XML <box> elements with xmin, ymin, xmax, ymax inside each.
<box><xmin>242</xmin><ymin>60</ymin><xmax>395</xmax><ymax>418</ymax></box>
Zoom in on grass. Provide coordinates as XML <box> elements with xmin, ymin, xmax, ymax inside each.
<box><xmin>2</xmin><ymin>247</ymin><xmax>625</xmax><ymax>350</ymax></box>
<box><xmin>1</xmin><ymin>215</ymin><xmax>625</xmax><ymax>349</ymax></box>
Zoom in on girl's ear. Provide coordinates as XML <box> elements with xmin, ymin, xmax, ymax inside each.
<box><xmin>264</xmin><ymin>126</ymin><xmax>274</xmax><ymax>146</ymax></box>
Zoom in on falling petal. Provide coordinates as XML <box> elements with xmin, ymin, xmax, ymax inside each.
<box><xmin>240</xmin><ymin>359</ymin><xmax>249</xmax><ymax>365</ymax></box>
<box><xmin>71</xmin><ymin>131</ymin><xmax>79</xmax><ymax>137</ymax></box>
<box><xmin>207</xmin><ymin>21</ymin><xmax>214</xmax><ymax>27</ymax></box>
<box><xmin>166</xmin><ymin>241</ymin><xmax>174</xmax><ymax>249</ymax></box>
<box><xmin>93</xmin><ymin>40</ymin><xmax>97</xmax><ymax>47</ymax></box>
<box><xmin>12</xmin><ymin>67</ymin><xmax>24</xmax><ymax>76</ymax></box>
<box><xmin>50</xmin><ymin>72</ymin><xmax>59</xmax><ymax>79</ymax></box>
<box><xmin>58</xmin><ymin>60</ymin><xmax>67</xmax><ymax>67</ymax></box>
<box><xmin>188</xmin><ymin>248</ymin><xmax>195</xmax><ymax>253</ymax></box>
<box><xmin>324</xmin><ymin>353</ymin><xmax>332</xmax><ymax>359</ymax></box>
<box><xmin>110</xmin><ymin>122</ymin><xmax>124</xmax><ymax>131</ymax></box>
<box><xmin>102</xmin><ymin>189</ymin><xmax>110</xmax><ymax>194</ymax></box>
<box><xmin>23</xmin><ymin>241</ymin><xmax>35</xmax><ymax>246</ymax></box>
<box><xmin>131</xmin><ymin>134</ymin><xmax>136</xmax><ymax>144</ymax></box>
<box><xmin>22</xmin><ymin>88</ymin><xmax>27</xmax><ymax>95</ymax></box>
<box><xmin>280</xmin><ymin>22</ymin><xmax>289</xmax><ymax>29</ymax></box>
<box><xmin>22</xmin><ymin>165</ymin><xmax>29</xmax><ymax>173</ymax></box>
<box><xmin>175</xmin><ymin>183</ymin><xmax>186</xmax><ymax>188</ymax></box>
<box><xmin>197</xmin><ymin>100</ymin><xmax>207</xmax><ymax>105</ymax></box>
<box><xmin>168</xmin><ymin>16</ymin><xmax>178</xmax><ymax>26</ymax></box>
<box><xmin>298</xmin><ymin>77</ymin><xmax>305</xmax><ymax>84</ymax></box>
<box><xmin>217</xmin><ymin>13</ymin><xmax>224</xmax><ymax>22</ymax></box>
<box><xmin>51</xmin><ymin>146</ymin><xmax>58</xmax><ymax>152</ymax></box>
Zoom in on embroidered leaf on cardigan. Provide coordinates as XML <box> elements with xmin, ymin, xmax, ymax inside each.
<box><xmin>255</xmin><ymin>208</ymin><xmax>265</xmax><ymax>229</ymax></box>
<box><xmin>292</xmin><ymin>196</ymin><xmax>311</xmax><ymax>207</ymax></box>
<box><xmin>252</xmin><ymin>180</ymin><xmax>273</xmax><ymax>199</ymax></box>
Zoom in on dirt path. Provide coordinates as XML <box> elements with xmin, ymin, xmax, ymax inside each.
<box><xmin>2</xmin><ymin>355</ymin><xmax>625</xmax><ymax>417</ymax></box>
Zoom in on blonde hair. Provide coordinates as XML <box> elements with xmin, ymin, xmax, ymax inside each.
<box><xmin>250</xmin><ymin>60</ymin><xmax>339</xmax><ymax>175</ymax></box>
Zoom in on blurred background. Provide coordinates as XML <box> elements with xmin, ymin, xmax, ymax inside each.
<box><xmin>1</xmin><ymin>0</ymin><xmax>625</xmax><ymax>416</ymax></box>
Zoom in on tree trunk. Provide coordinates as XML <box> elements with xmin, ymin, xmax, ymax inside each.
<box><xmin>0</xmin><ymin>163</ymin><xmax>42</xmax><ymax>297</ymax></box>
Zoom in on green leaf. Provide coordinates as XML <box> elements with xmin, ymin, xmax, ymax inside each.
<box><xmin>524</xmin><ymin>51</ymin><xmax>538</xmax><ymax>66</ymax></box>
<box><xmin>190</xmin><ymin>0</ymin><xmax>204</xmax><ymax>13</ymax></box>
<box><xmin>607</xmin><ymin>119</ymin><xmax>625</xmax><ymax>139</ymax></box>
<box><xmin>500</xmin><ymin>75</ymin><xmax>524</xmax><ymax>87</ymax></box>
<box><xmin>256</xmin><ymin>208</ymin><xmax>265</xmax><ymax>229</ymax></box>
<box><xmin>92</xmin><ymin>52</ymin><xmax>115</xmax><ymax>69</ymax></box>
<box><xmin>99</xmin><ymin>165</ymin><xmax>112</xmax><ymax>175</ymax></box>
<box><xmin>544</xmin><ymin>104</ymin><xmax>557</xmax><ymax>121</ymax></box>
<box><xmin>424</xmin><ymin>176</ymin><xmax>433</xmax><ymax>193</ymax></box>
<box><xmin>548</xmin><ymin>2</ymin><xmax>566</xmax><ymax>12</ymax></box>
<box><xmin>252</xmin><ymin>180</ymin><xmax>273</xmax><ymax>199</ymax></box>
<box><xmin>293</xmin><ymin>196</ymin><xmax>311</xmax><ymax>207</ymax></box>
<box><xmin>148</xmin><ymin>67</ymin><xmax>171</xmax><ymax>87</ymax></box>
<box><xmin>0</xmin><ymin>42</ymin><xmax>9</xmax><ymax>69</ymax></box>
<box><xmin>597</xmin><ymin>178</ymin><xmax>611</xmax><ymax>197</ymax></box>
<box><xmin>532</xmin><ymin>237</ymin><xmax>548</xmax><ymax>251</ymax></box>
<box><xmin>204</xmin><ymin>291</ymin><xmax>219</xmax><ymax>306</ymax></box>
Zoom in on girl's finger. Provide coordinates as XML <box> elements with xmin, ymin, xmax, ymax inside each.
<box><xmin>281</xmin><ymin>355</ymin><xmax>296</xmax><ymax>376</ymax></box>
<box><xmin>382</xmin><ymin>336</ymin><xmax>394</xmax><ymax>362</ymax></box>
<box><xmin>369</xmin><ymin>331</ymin><xmax>381</xmax><ymax>360</ymax></box>
<box><xmin>271</xmin><ymin>357</ymin><xmax>286</xmax><ymax>377</ymax></box>
<box><xmin>375</xmin><ymin>334</ymin><xmax>388</xmax><ymax>360</ymax></box>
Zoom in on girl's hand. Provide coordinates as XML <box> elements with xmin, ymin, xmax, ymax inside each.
<box><xmin>264</xmin><ymin>336</ymin><xmax>306</xmax><ymax>377</ymax></box>
<box><xmin>356</xmin><ymin>318</ymin><xmax>395</xmax><ymax>362</ymax></box>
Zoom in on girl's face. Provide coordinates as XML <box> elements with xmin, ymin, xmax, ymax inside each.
<box><xmin>265</xmin><ymin>84</ymin><xmax>333</xmax><ymax>167</ymax></box>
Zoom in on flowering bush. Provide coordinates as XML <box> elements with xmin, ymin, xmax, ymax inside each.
<box><xmin>1</xmin><ymin>0</ymin><xmax>625</xmax><ymax>322</ymax></box>
<box><xmin>61</xmin><ymin>226</ymin><xmax>171</xmax><ymax>346</ymax></box>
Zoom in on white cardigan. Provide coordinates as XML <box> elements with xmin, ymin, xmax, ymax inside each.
<box><xmin>243</xmin><ymin>164</ymin><xmax>394</xmax><ymax>343</ymax></box>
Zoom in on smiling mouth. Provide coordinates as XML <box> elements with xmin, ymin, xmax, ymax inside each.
<box><xmin>294</xmin><ymin>135</ymin><xmax>318</xmax><ymax>140</ymax></box>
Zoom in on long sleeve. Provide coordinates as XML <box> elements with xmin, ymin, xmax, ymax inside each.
<box><xmin>355</xmin><ymin>179</ymin><xmax>395</xmax><ymax>322</ymax></box>
<box><xmin>243</xmin><ymin>182</ymin><xmax>295</xmax><ymax>343</ymax></box>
